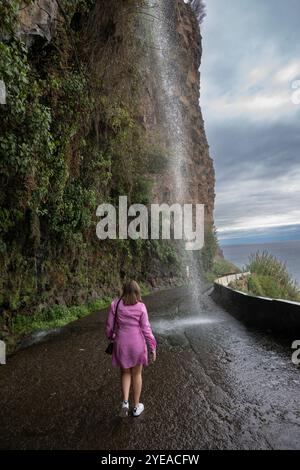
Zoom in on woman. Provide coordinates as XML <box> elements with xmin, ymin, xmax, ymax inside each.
<box><xmin>106</xmin><ymin>280</ymin><xmax>157</xmax><ymax>417</ymax></box>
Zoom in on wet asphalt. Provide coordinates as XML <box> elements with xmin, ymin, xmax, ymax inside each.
<box><xmin>0</xmin><ymin>286</ymin><xmax>299</xmax><ymax>450</ymax></box>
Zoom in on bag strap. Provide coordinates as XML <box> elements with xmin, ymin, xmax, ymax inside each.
<box><xmin>112</xmin><ymin>297</ymin><xmax>122</xmax><ymax>334</ymax></box>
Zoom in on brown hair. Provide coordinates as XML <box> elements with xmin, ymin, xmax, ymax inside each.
<box><xmin>122</xmin><ymin>280</ymin><xmax>141</xmax><ymax>305</ymax></box>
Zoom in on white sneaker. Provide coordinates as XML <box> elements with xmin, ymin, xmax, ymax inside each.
<box><xmin>120</xmin><ymin>400</ymin><xmax>129</xmax><ymax>418</ymax></box>
<box><xmin>132</xmin><ymin>403</ymin><xmax>144</xmax><ymax>417</ymax></box>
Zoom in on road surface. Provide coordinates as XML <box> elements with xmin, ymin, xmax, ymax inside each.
<box><xmin>0</xmin><ymin>287</ymin><xmax>299</xmax><ymax>450</ymax></box>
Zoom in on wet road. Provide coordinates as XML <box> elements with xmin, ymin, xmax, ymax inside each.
<box><xmin>0</xmin><ymin>287</ymin><xmax>299</xmax><ymax>450</ymax></box>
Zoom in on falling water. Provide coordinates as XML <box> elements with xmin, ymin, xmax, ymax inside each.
<box><xmin>139</xmin><ymin>0</ymin><xmax>204</xmax><ymax>294</ymax></box>
<box><xmin>143</xmin><ymin>0</ymin><xmax>187</xmax><ymax>202</ymax></box>
<box><xmin>152</xmin><ymin>316</ymin><xmax>222</xmax><ymax>335</ymax></box>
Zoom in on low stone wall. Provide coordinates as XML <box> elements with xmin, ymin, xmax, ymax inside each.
<box><xmin>215</xmin><ymin>272</ymin><xmax>250</xmax><ymax>287</ymax></box>
<box><xmin>212</xmin><ymin>274</ymin><xmax>300</xmax><ymax>337</ymax></box>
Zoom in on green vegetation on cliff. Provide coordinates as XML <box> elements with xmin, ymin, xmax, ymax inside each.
<box><xmin>0</xmin><ymin>0</ymin><xmax>184</xmax><ymax>339</ymax></box>
<box><xmin>0</xmin><ymin>0</ymin><xmax>217</xmax><ymax>348</ymax></box>
<box><xmin>201</xmin><ymin>227</ymin><xmax>239</xmax><ymax>282</ymax></box>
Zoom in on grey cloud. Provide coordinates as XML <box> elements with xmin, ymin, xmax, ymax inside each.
<box><xmin>200</xmin><ymin>0</ymin><xmax>300</xmax><ymax>239</ymax></box>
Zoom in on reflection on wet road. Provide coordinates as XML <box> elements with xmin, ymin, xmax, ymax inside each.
<box><xmin>0</xmin><ymin>287</ymin><xmax>299</xmax><ymax>450</ymax></box>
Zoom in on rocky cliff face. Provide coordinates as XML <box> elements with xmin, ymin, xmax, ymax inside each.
<box><xmin>18</xmin><ymin>0</ymin><xmax>58</xmax><ymax>44</ymax></box>
<box><xmin>16</xmin><ymin>0</ymin><xmax>214</xmax><ymax>215</ymax></box>
<box><xmin>0</xmin><ymin>0</ymin><xmax>215</xmax><ymax>333</ymax></box>
<box><xmin>138</xmin><ymin>0</ymin><xmax>215</xmax><ymax>221</ymax></box>
<box><xmin>176</xmin><ymin>0</ymin><xmax>215</xmax><ymax>220</ymax></box>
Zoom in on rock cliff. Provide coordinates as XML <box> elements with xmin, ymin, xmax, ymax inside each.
<box><xmin>139</xmin><ymin>0</ymin><xmax>215</xmax><ymax>221</ymax></box>
<box><xmin>16</xmin><ymin>0</ymin><xmax>214</xmax><ymax>214</ymax></box>
<box><xmin>18</xmin><ymin>0</ymin><xmax>58</xmax><ymax>44</ymax></box>
<box><xmin>0</xmin><ymin>0</ymin><xmax>215</xmax><ymax>333</ymax></box>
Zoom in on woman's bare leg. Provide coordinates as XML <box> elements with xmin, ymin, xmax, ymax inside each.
<box><xmin>121</xmin><ymin>368</ymin><xmax>131</xmax><ymax>402</ymax></box>
<box><xmin>131</xmin><ymin>365</ymin><xmax>143</xmax><ymax>406</ymax></box>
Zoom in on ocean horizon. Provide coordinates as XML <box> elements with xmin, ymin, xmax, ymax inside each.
<box><xmin>221</xmin><ymin>239</ymin><xmax>300</xmax><ymax>285</ymax></box>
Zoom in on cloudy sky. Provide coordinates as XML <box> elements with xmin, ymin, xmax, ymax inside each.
<box><xmin>200</xmin><ymin>0</ymin><xmax>300</xmax><ymax>245</ymax></box>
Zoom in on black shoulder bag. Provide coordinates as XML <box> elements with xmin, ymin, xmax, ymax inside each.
<box><xmin>105</xmin><ymin>297</ymin><xmax>122</xmax><ymax>355</ymax></box>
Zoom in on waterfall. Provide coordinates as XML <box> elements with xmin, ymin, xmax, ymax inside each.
<box><xmin>141</xmin><ymin>0</ymin><xmax>187</xmax><ymax>201</ymax></box>
<box><xmin>140</xmin><ymin>0</ymin><xmax>204</xmax><ymax>295</ymax></box>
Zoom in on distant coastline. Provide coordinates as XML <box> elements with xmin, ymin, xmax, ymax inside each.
<box><xmin>218</xmin><ymin>224</ymin><xmax>300</xmax><ymax>247</ymax></box>
<box><xmin>222</xmin><ymin>239</ymin><xmax>300</xmax><ymax>285</ymax></box>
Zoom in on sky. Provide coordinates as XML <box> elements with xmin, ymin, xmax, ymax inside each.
<box><xmin>200</xmin><ymin>0</ymin><xmax>300</xmax><ymax>245</ymax></box>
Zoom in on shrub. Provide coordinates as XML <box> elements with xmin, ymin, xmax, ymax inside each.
<box><xmin>230</xmin><ymin>252</ymin><xmax>300</xmax><ymax>302</ymax></box>
<box><xmin>201</xmin><ymin>225</ymin><xmax>219</xmax><ymax>273</ymax></box>
<box><xmin>246</xmin><ymin>252</ymin><xmax>300</xmax><ymax>301</ymax></box>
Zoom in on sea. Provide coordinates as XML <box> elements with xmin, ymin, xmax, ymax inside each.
<box><xmin>221</xmin><ymin>240</ymin><xmax>300</xmax><ymax>286</ymax></box>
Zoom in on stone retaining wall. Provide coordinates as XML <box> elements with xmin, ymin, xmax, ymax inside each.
<box><xmin>212</xmin><ymin>274</ymin><xmax>300</xmax><ymax>337</ymax></box>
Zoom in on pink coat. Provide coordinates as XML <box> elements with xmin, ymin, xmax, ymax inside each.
<box><xmin>106</xmin><ymin>298</ymin><xmax>157</xmax><ymax>369</ymax></box>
